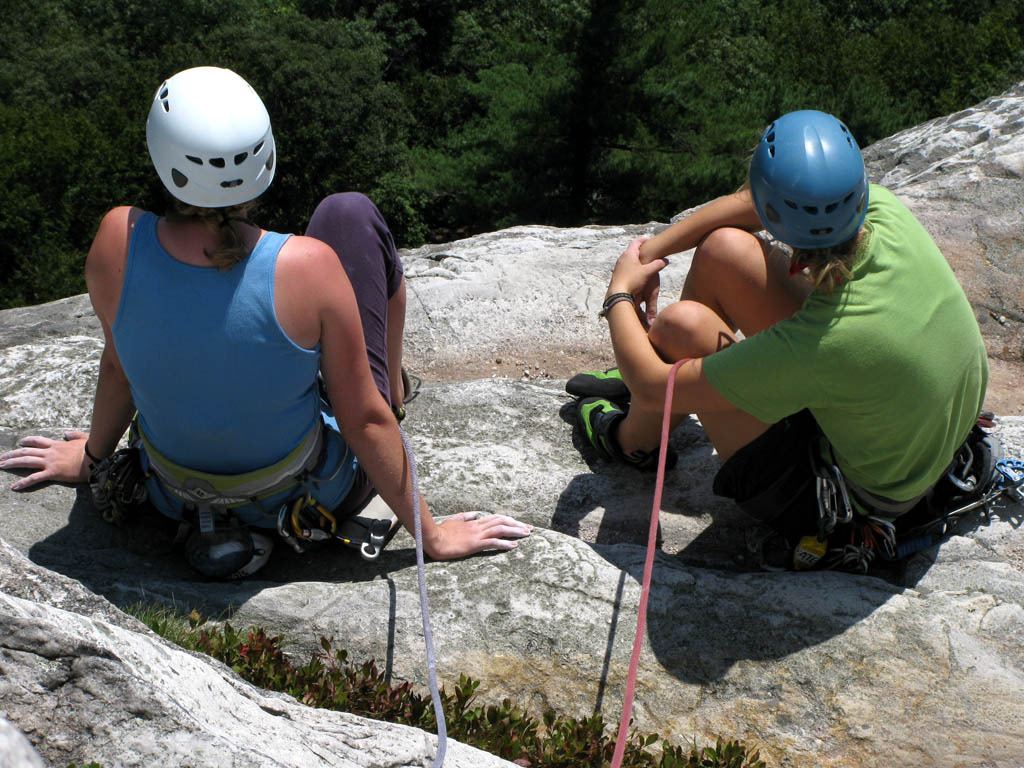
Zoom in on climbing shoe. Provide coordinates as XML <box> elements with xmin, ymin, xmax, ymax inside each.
<box><xmin>566</xmin><ymin>367</ymin><xmax>631</xmax><ymax>403</ymax></box>
<box><xmin>576</xmin><ymin>397</ymin><xmax>677</xmax><ymax>471</ymax></box>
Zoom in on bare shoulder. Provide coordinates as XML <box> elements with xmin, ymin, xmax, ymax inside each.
<box><xmin>86</xmin><ymin>206</ymin><xmax>145</xmax><ymax>329</ymax></box>
<box><xmin>87</xmin><ymin>207</ymin><xmax>143</xmax><ymax>270</ymax></box>
<box><xmin>276</xmin><ymin>234</ymin><xmax>348</xmax><ymax>292</ymax></box>
<box><xmin>274</xmin><ymin>234</ymin><xmax>355</xmax><ymax>348</ymax></box>
<box><xmin>279</xmin><ymin>233</ymin><xmax>342</xmax><ymax>266</ymax></box>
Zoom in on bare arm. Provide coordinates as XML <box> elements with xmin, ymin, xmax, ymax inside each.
<box><xmin>606</xmin><ymin>239</ymin><xmax>736</xmax><ymax>414</ymax></box>
<box><xmin>639</xmin><ymin>189</ymin><xmax>762</xmax><ymax>264</ymax></box>
<box><xmin>1</xmin><ymin>207</ymin><xmax>137</xmax><ymax>489</ymax></box>
<box><xmin>83</xmin><ymin>207</ymin><xmax>137</xmax><ymax>457</ymax></box>
<box><xmin>291</xmin><ymin>238</ymin><xmax>529</xmax><ymax>559</ymax></box>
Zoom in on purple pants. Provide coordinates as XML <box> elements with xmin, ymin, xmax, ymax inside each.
<box><xmin>305</xmin><ymin>193</ymin><xmax>404</xmax><ymax>516</ymax></box>
<box><xmin>305</xmin><ymin>192</ymin><xmax>404</xmax><ymax>407</ymax></box>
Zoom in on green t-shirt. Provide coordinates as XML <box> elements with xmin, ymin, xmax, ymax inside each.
<box><xmin>703</xmin><ymin>184</ymin><xmax>988</xmax><ymax>501</ymax></box>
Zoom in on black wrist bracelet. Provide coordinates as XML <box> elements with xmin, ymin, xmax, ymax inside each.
<box><xmin>83</xmin><ymin>441</ymin><xmax>103</xmax><ymax>466</ymax></box>
<box><xmin>598</xmin><ymin>292</ymin><xmax>635</xmax><ymax>319</ymax></box>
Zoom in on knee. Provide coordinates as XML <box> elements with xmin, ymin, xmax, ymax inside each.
<box><xmin>649</xmin><ymin>300</ymin><xmax>708</xmax><ymax>354</ymax></box>
<box><xmin>309</xmin><ymin>192</ymin><xmax>379</xmax><ymax>233</ymax></box>
<box><xmin>640</xmin><ymin>301</ymin><xmax>731</xmax><ymax>398</ymax></box>
<box><xmin>690</xmin><ymin>227</ymin><xmax>759</xmax><ymax>280</ymax></box>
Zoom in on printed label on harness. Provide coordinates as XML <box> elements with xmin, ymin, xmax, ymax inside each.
<box><xmin>793</xmin><ymin>535</ymin><xmax>827</xmax><ymax>570</ymax></box>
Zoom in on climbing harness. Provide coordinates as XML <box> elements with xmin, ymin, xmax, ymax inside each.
<box><xmin>609</xmin><ymin>357</ymin><xmax>689</xmax><ymax>768</ymax></box>
<box><xmin>762</xmin><ymin>413</ymin><xmax>1016</xmax><ymax>575</ymax></box>
<box><xmin>888</xmin><ymin>456</ymin><xmax>1024</xmax><ymax>556</ymax></box>
<box><xmin>86</xmin><ymin>410</ymin><xmax>445</xmax><ymax>758</ymax></box>
<box><xmin>140</xmin><ymin>418</ymin><xmax>327</xmax><ymax>536</ymax></box>
<box><xmin>275</xmin><ymin>491</ymin><xmax>401</xmax><ymax>561</ymax></box>
<box><xmin>140</xmin><ymin>413</ymin><xmax>399</xmax><ymax>568</ymax></box>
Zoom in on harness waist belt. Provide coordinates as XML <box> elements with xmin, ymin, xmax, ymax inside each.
<box><xmin>846</xmin><ymin>479</ymin><xmax>926</xmax><ymax>517</ymax></box>
<box><xmin>140</xmin><ymin>419</ymin><xmax>324</xmax><ymax>508</ymax></box>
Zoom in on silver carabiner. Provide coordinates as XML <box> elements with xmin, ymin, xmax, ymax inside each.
<box><xmin>830</xmin><ymin>464</ymin><xmax>854</xmax><ymax>524</ymax></box>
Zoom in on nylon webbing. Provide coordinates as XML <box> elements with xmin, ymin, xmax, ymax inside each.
<box><xmin>400</xmin><ymin>426</ymin><xmax>447</xmax><ymax>766</ymax></box>
<box><xmin>610</xmin><ymin>357</ymin><xmax>689</xmax><ymax>768</ymax></box>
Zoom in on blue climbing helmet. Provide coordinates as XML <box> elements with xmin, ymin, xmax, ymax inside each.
<box><xmin>749</xmin><ymin>110</ymin><xmax>868</xmax><ymax>250</ymax></box>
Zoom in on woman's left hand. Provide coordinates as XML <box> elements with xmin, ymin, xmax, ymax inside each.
<box><xmin>0</xmin><ymin>431</ymin><xmax>93</xmax><ymax>490</ymax></box>
<box><xmin>608</xmin><ymin>237</ymin><xmax>669</xmax><ymax>328</ymax></box>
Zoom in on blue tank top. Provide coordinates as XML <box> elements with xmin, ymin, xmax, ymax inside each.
<box><xmin>112</xmin><ymin>213</ymin><xmax>357</xmax><ymax>525</ymax></box>
<box><xmin>113</xmin><ymin>212</ymin><xmax>322</xmax><ymax>472</ymax></box>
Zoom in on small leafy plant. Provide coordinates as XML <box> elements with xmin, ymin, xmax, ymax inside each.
<box><xmin>131</xmin><ymin>605</ymin><xmax>766</xmax><ymax>768</ymax></box>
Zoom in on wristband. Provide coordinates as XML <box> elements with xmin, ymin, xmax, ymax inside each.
<box><xmin>83</xmin><ymin>441</ymin><xmax>103</xmax><ymax>467</ymax></box>
<box><xmin>598</xmin><ymin>292</ymin><xmax>635</xmax><ymax>319</ymax></box>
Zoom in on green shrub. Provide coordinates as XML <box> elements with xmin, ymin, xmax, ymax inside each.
<box><xmin>131</xmin><ymin>605</ymin><xmax>766</xmax><ymax>768</ymax></box>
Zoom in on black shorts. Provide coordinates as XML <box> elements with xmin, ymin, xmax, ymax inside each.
<box><xmin>712</xmin><ymin>409</ymin><xmax>820</xmax><ymax>538</ymax></box>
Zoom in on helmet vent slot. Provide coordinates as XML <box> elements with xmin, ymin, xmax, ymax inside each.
<box><xmin>809</xmin><ymin>227</ymin><xmax>833</xmax><ymax>236</ymax></box>
<box><xmin>769</xmin><ymin>145</ymin><xmax>775</xmax><ymax>157</ymax></box>
<box><xmin>266</xmin><ymin>150</ymin><xmax>275</xmax><ymax>171</ymax></box>
<box><xmin>764</xmin><ymin>203</ymin><xmax>780</xmax><ymax>223</ymax></box>
<box><xmin>171</xmin><ymin>169</ymin><xmax>188</xmax><ymax>188</ymax></box>
<box><xmin>209</xmin><ymin>157</ymin><xmax>226</xmax><ymax>168</ymax></box>
<box><xmin>159</xmin><ymin>86</ymin><xmax>169</xmax><ymax>100</ymax></box>
<box><xmin>186</xmin><ymin>155</ymin><xmax>203</xmax><ymax>165</ymax></box>
<box><xmin>234</xmin><ymin>152</ymin><xmax>248</xmax><ymax>165</ymax></box>
<box><xmin>825</xmin><ymin>202</ymin><xmax>838</xmax><ymax>214</ymax></box>
<box><xmin>803</xmin><ymin>205</ymin><xmax>818</xmax><ymax>215</ymax></box>
<box><xmin>220</xmin><ymin>179</ymin><xmax>243</xmax><ymax>188</ymax></box>
<box><xmin>843</xmin><ymin>191</ymin><xmax>854</xmax><ymax>204</ymax></box>
<box><xmin>162</xmin><ymin>100</ymin><xmax>170</xmax><ymax>113</ymax></box>
<box><xmin>766</xmin><ymin>131</ymin><xmax>775</xmax><ymax>143</ymax></box>
<box><xmin>254</xmin><ymin>141</ymin><xmax>264</xmax><ymax>155</ymax></box>
<box><xmin>784</xmin><ymin>200</ymin><xmax>797</xmax><ymax>209</ymax></box>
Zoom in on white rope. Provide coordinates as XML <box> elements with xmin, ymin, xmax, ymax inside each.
<box><xmin>400</xmin><ymin>426</ymin><xmax>447</xmax><ymax>766</ymax></box>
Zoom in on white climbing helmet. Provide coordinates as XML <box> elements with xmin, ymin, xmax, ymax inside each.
<box><xmin>146</xmin><ymin>66</ymin><xmax>276</xmax><ymax>208</ymax></box>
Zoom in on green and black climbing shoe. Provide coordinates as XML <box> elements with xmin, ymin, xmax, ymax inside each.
<box><xmin>576</xmin><ymin>397</ymin><xmax>677</xmax><ymax>471</ymax></box>
<box><xmin>566</xmin><ymin>367</ymin><xmax>631</xmax><ymax>403</ymax></box>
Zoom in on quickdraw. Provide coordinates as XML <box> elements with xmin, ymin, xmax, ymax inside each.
<box><xmin>911</xmin><ymin>457</ymin><xmax>1024</xmax><ymax>536</ymax></box>
<box><xmin>276</xmin><ymin>492</ymin><xmax>398</xmax><ymax>561</ymax></box>
<box><xmin>996</xmin><ymin>458</ymin><xmax>1024</xmax><ymax>503</ymax></box>
<box><xmin>89</xmin><ymin>448</ymin><xmax>149</xmax><ymax>524</ymax></box>
<box><xmin>814</xmin><ymin>461</ymin><xmax>853</xmax><ymax>541</ymax></box>
<box><xmin>831</xmin><ymin>456</ymin><xmax>1024</xmax><ymax>571</ymax></box>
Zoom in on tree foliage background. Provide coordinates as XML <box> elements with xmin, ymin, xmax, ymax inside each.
<box><xmin>2</xmin><ymin>0</ymin><xmax>1022</xmax><ymax>308</ymax></box>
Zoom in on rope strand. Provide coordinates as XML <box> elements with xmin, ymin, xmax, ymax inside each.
<box><xmin>610</xmin><ymin>357</ymin><xmax>690</xmax><ymax>767</ymax></box>
<box><xmin>400</xmin><ymin>426</ymin><xmax>447</xmax><ymax>766</ymax></box>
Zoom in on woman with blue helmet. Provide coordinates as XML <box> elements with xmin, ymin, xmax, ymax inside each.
<box><xmin>569</xmin><ymin>110</ymin><xmax>988</xmax><ymax>570</ymax></box>
<box><xmin>2</xmin><ymin>66</ymin><xmax>531</xmax><ymax>577</ymax></box>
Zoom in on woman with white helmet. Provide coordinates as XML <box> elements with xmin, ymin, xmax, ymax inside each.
<box><xmin>2</xmin><ymin>66</ymin><xmax>531</xmax><ymax>576</ymax></box>
<box><xmin>567</xmin><ymin>110</ymin><xmax>988</xmax><ymax>570</ymax></box>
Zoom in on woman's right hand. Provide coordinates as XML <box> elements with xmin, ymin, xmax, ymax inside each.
<box><xmin>425</xmin><ymin>511</ymin><xmax>533</xmax><ymax>560</ymax></box>
<box><xmin>0</xmin><ymin>431</ymin><xmax>93</xmax><ymax>490</ymax></box>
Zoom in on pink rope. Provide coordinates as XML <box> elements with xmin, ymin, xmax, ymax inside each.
<box><xmin>609</xmin><ymin>357</ymin><xmax>690</xmax><ymax>768</ymax></box>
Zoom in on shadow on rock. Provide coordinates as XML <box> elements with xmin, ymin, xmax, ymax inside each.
<box><xmin>26</xmin><ymin>486</ymin><xmax>420</xmax><ymax>620</ymax></box>
<box><xmin>552</xmin><ymin>403</ymin><xmax>1023</xmax><ymax>688</ymax></box>
<box><xmin>552</xmin><ymin>399</ymin><xmax>719</xmax><ymax>547</ymax></box>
